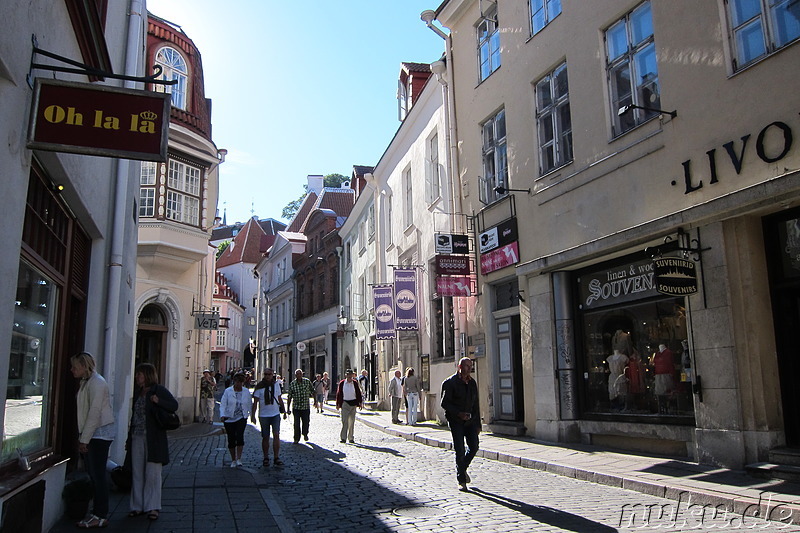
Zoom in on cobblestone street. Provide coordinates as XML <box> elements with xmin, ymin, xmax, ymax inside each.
<box><xmin>156</xmin><ymin>410</ymin><xmax>800</xmax><ymax>533</ymax></box>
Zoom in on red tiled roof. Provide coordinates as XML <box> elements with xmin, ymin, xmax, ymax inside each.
<box><xmin>216</xmin><ymin>217</ymin><xmax>268</xmax><ymax>267</ymax></box>
<box><xmin>285</xmin><ymin>192</ymin><xmax>318</xmax><ymax>233</ymax></box>
<box><xmin>299</xmin><ymin>189</ymin><xmax>355</xmax><ymax>233</ymax></box>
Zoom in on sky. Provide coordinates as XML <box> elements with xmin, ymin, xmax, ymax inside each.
<box><xmin>146</xmin><ymin>0</ymin><xmax>447</xmax><ymax>225</ymax></box>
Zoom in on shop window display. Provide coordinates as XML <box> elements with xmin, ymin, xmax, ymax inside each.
<box><xmin>581</xmin><ymin>297</ymin><xmax>694</xmax><ymax>420</ymax></box>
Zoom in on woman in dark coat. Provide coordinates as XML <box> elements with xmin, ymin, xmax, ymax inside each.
<box><xmin>127</xmin><ymin>363</ymin><xmax>178</xmax><ymax>521</ymax></box>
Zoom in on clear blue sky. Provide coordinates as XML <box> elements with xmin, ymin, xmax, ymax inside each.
<box><xmin>146</xmin><ymin>0</ymin><xmax>447</xmax><ymax>225</ymax></box>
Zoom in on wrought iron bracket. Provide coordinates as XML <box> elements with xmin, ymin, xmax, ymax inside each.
<box><xmin>27</xmin><ymin>34</ymin><xmax>178</xmax><ymax>89</ymax></box>
<box><xmin>644</xmin><ymin>227</ymin><xmax>710</xmax><ymax>262</ymax></box>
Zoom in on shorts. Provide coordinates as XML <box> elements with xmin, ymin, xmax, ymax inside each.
<box><xmin>315</xmin><ymin>393</ymin><xmax>325</xmax><ymax>404</ymax></box>
<box><xmin>259</xmin><ymin>414</ymin><xmax>281</xmax><ymax>434</ymax></box>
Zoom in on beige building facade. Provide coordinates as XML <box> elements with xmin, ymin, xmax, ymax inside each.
<box><xmin>434</xmin><ymin>0</ymin><xmax>800</xmax><ymax>467</ymax></box>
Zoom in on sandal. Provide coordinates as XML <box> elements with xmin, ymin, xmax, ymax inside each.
<box><xmin>127</xmin><ymin>511</ymin><xmax>144</xmax><ymax>517</ymax></box>
<box><xmin>262</xmin><ymin>458</ymin><xmax>269</xmax><ymax>467</ymax></box>
<box><xmin>273</xmin><ymin>459</ymin><xmax>284</xmax><ymax>466</ymax></box>
<box><xmin>147</xmin><ymin>510</ymin><xmax>159</xmax><ymax>521</ymax></box>
<box><xmin>77</xmin><ymin>515</ymin><xmax>108</xmax><ymax>528</ymax></box>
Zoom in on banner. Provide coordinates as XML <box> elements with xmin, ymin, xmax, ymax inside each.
<box><xmin>393</xmin><ymin>269</ymin><xmax>418</xmax><ymax>330</ymax></box>
<box><xmin>372</xmin><ymin>284</ymin><xmax>396</xmax><ymax>340</ymax></box>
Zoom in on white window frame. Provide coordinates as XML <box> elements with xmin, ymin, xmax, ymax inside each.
<box><xmin>479</xmin><ymin>108</ymin><xmax>508</xmax><ymax>205</ymax></box>
<box><xmin>606</xmin><ymin>1</ymin><xmax>659</xmax><ymax>137</ymax></box>
<box><xmin>403</xmin><ymin>167</ymin><xmax>413</xmax><ymax>228</ymax></box>
<box><xmin>530</xmin><ymin>0</ymin><xmax>562</xmax><ymax>36</ymax></box>
<box><xmin>425</xmin><ymin>132</ymin><xmax>441</xmax><ymax>204</ymax></box>
<box><xmin>535</xmin><ymin>62</ymin><xmax>573</xmax><ymax>175</ymax></box>
<box><xmin>165</xmin><ymin>159</ymin><xmax>202</xmax><ymax>225</ymax></box>
<box><xmin>477</xmin><ymin>5</ymin><xmax>501</xmax><ymax>81</ymax></box>
<box><xmin>398</xmin><ymin>78</ymin><xmax>409</xmax><ymax>121</ymax></box>
<box><xmin>155</xmin><ymin>46</ymin><xmax>188</xmax><ymax>110</ymax></box>
<box><xmin>726</xmin><ymin>0</ymin><xmax>800</xmax><ymax>70</ymax></box>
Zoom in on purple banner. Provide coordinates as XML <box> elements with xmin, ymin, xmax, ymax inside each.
<box><xmin>372</xmin><ymin>284</ymin><xmax>396</xmax><ymax>340</ymax></box>
<box><xmin>393</xmin><ymin>269</ymin><xmax>418</xmax><ymax>330</ymax></box>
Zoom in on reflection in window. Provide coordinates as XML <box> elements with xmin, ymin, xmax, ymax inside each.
<box><xmin>536</xmin><ymin>62</ymin><xmax>573</xmax><ymax>174</ymax></box>
<box><xmin>477</xmin><ymin>5</ymin><xmax>501</xmax><ymax>81</ymax></box>
<box><xmin>727</xmin><ymin>0</ymin><xmax>800</xmax><ymax>69</ymax></box>
<box><xmin>3</xmin><ymin>260</ymin><xmax>57</xmax><ymax>463</ymax></box>
<box><xmin>530</xmin><ymin>0</ymin><xmax>562</xmax><ymax>36</ymax></box>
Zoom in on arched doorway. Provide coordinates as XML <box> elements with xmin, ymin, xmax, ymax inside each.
<box><xmin>136</xmin><ymin>304</ymin><xmax>168</xmax><ymax>380</ymax></box>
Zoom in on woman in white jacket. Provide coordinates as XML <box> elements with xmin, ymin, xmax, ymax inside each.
<box><xmin>70</xmin><ymin>352</ymin><xmax>115</xmax><ymax>528</ymax></box>
<box><xmin>219</xmin><ymin>372</ymin><xmax>252</xmax><ymax>467</ymax></box>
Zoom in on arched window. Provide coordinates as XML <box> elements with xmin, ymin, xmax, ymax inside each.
<box><xmin>155</xmin><ymin>47</ymin><xmax>188</xmax><ymax>110</ymax></box>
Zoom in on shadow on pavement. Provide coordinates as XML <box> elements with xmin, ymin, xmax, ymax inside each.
<box><xmin>470</xmin><ymin>487</ymin><xmax>619</xmax><ymax>533</ymax></box>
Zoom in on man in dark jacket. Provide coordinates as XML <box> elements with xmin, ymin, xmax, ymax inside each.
<box><xmin>441</xmin><ymin>357</ymin><xmax>481</xmax><ymax>490</ymax></box>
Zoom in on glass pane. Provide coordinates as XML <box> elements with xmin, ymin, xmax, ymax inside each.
<box><xmin>630</xmin><ymin>1</ymin><xmax>653</xmax><ymax>45</ymax></box>
<box><xmin>548</xmin><ymin>0</ymin><xmax>562</xmax><ymax>19</ymax></box>
<box><xmin>495</xmin><ymin>110</ymin><xmax>506</xmax><ymax>140</ymax></box>
<box><xmin>496</xmin><ymin>144</ymin><xmax>508</xmax><ymax>187</ymax></box>
<box><xmin>561</xmin><ymin>130</ymin><xmax>573</xmax><ymax>162</ymax></box>
<box><xmin>490</xmin><ymin>32</ymin><xmax>501</xmax><ymax>71</ymax></box>
<box><xmin>541</xmin><ymin>143</ymin><xmax>555</xmax><ymax>172</ymax></box>
<box><xmin>554</xmin><ymin>64</ymin><xmax>569</xmax><ymax>98</ymax></box>
<box><xmin>735</xmin><ymin>19</ymin><xmax>767</xmax><ymax>64</ymax></box>
<box><xmin>499</xmin><ymin>338</ymin><xmax>512</xmax><ymax>371</ymax></box>
<box><xmin>771</xmin><ymin>0</ymin><xmax>800</xmax><ymax>47</ymax></box>
<box><xmin>558</xmin><ymin>102</ymin><xmax>572</xmax><ymax>133</ymax></box>
<box><xmin>634</xmin><ymin>43</ymin><xmax>659</xmax><ymax>110</ymax></box>
<box><xmin>540</xmin><ymin>114</ymin><xmax>554</xmax><ymax>143</ymax></box>
<box><xmin>533</xmin><ymin>10</ymin><xmax>546</xmax><ymax>34</ymax></box>
<box><xmin>730</xmin><ymin>0</ymin><xmax>762</xmax><ymax>26</ymax></box>
<box><xmin>610</xmin><ymin>62</ymin><xmax>633</xmax><ymax>108</ymax></box>
<box><xmin>536</xmin><ymin>76</ymin><xmax>552</xmax><ymax>110</ymax></box>
<box><xmin>482</xmin><ymin>121</ymin><xmax>493</xmax><ymax>150</ymax></box>
<box><xmin>3</xmin><ymin>260</ymin><xmax>57</xmax><ymax>463</ymax></box>
<box><xmin>606</xmin><ymin>20</ymin><xmax>628</xmax><ymax>61</ymax></box>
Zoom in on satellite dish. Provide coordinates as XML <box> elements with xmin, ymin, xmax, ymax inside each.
<box><xmin>296</xmin><ymin>341</ymin><xmax>306</xmax><ymax>352</ymax></box>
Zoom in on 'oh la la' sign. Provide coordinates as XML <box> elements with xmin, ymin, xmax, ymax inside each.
<box><xmin>28</xmin><ymin>78</ymin><xmax>170</xmax><ymax>161</ymax></box>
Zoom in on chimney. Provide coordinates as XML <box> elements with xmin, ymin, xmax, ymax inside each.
<box><xmin>307</xmin><ymin>175</ymin><xmax>324</xmax><ymax>194</ymax></box>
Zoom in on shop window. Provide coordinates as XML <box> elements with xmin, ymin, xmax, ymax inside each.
<box><xmin>580</xmin><ymin>297</ymin><xmax>694</xmax><ymax>420</ymax></box>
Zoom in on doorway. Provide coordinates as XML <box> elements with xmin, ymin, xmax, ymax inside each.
<box><xmin>764</xmin><ymin>209</ymin><xmax>800</xmax><ymax>445</ymax></box>
<box><xmin>135</xmin><ymin>304</ymin><xmax>167</xmax><ymax>380</ymax></box>
<box><xmin>495</xmin><ymin>315</ymin><xmax>523</xmax><ymax>422</ymax></box>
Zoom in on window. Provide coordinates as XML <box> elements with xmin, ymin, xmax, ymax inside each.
<box><xmin>479</xmin><ymin>109</ymin><xmax>508</xmax><ymax>204</ymax></box>
<box><xmin>368</xmin><ymin>205</ymin><xmax>375</xmax><ymax>239</ymax></box>
<box><xmin>139</xmin><ymin>161</ymin><xmax>157</xmax><ymax>218</ymax></box>
<box><xmin>345</xmin><ymin>242</ymin><xmax>351</xmax><ymax>266</ymax></box>
<box><xmin>727</xmin><ymin>0</ymin><xmax>800</xmax><ymax>69</ymax></box>
<box><xmin>606</xmin><ymin>1</ymin><xmax>659</xmax><ymax>136</ymax></box>
<box><xmin>535</xmin><ymin>62</ymin><xmax>573</xmax><ymax>174</ymax></box>
<box><xmin>216</xmin><ymin>327</ymin><xmax>226</xmax><ymax>348</ymax></box>
<box><xmin>478</xmin><ymin>5</ymin><xmax>501</xmax><ymax>81</ymax></box>
<box><xmin>398</xmin><ymin>78</ymin><xmax>409</xmax><ymax>121</ymax></box>
<box><xmin>386</xmin><ymin>198</ymin><xmax>393</xmax><ymax>246</ymax></box>
<box><xmin>165</xmin><ymin>159</ymin><xmax>201</xmax><ymax>225</ymax></box>
<box><xmin>425</xmin><ymin>133</ymin><xmax>441</xmax><ymax>203</ymax></box>
<box><xmin>403</xmin><ymin>167</ymin><xmax>413</xmax><ymax>228</ymax></box>
<box><xmin>530</xmin><ymin>0</ymin><xmax>562</xmax><ymax>36</ymax></box>
<box><xmin>155</xmin><ymin>47</ymin><xmax>188</xmax><ymax>110</ymax></box>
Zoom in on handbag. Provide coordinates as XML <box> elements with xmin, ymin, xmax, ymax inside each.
<box><xmin>153</xmin><ymin>405</ymin><xmax>181</xmax><ymax>430</ymax></box>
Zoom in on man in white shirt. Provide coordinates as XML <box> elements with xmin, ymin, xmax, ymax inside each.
<box><xmin>387</xmin><ymin>370</ymin><xmax>404</xmax><ymax>424</ymax></box>
<box><xmin>336</xmin><ymin>369</ymin><xmax>363</xmax><ymax>443</ymax></box>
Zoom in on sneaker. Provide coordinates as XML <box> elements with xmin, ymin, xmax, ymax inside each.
<box><xmin>230</xmin><ymin>461</ymin><xmax>237</xmax><ymax>468</ymax></box>
<box><xmin>236</xmin><ymin>459</ymin><xmax>243</xmax><ymax>466</ymax></box>
<box><xmin>349</xmin><ymin>439</ymin><xmax>355</xmax><ymax>443</ymax></box>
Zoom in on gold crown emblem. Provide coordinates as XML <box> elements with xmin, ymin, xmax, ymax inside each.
<box><xmin>139</xmin><ymin>110</ymin><xmax>158</xmax><ymax>121</ymax></box>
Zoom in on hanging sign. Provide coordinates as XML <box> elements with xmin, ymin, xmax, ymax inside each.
<box><xmin>194</xmin><ymin>313</ymin><xmax>219</xmax><ymax>330</ymax></box>
<box><xmin>653</xmin><ymin>257</ymin><xmax>698</xmax><ymax>296</ymax></box>
<box><xmin>436</xmin><ymin>276</ymin><xmax>472</xmax><ymax>297</ymax></box>
<box><xmin>435</xmin><ymin>233</ymin><xmax>469</xmax><ymax>255</ymax></box>
<box><xmin>479</xmin><ymin>218</ymin><xmax>518</xmax><ymax>254</ymax></box>
<box><xmin>480</xmin><ymin>242</ymin><xmax>520</xmax><ymax>275</ymax></box>
<box><xmin>28</xmin><ymin>78</ymin><xmax>170</xmax><ymax>161</ymax></box>
<box><xmin>393</xmin><ymin>269</ymin><xmax>418</xmax><ymax>330</ymax></box>
<box><xmin>372</xmin><ymin>284</ymin><xmax>396</xmax><ymax>340</ymax></box>
<box><xmin>435</xmin><ymin>255</ymin><xmax>471</xmax><ymax>275</ymax></box>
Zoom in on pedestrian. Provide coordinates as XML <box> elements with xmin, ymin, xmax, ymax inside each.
<box><xmin>251</xmin><ymin>368</ymin><xmax>287</xmax><ymax>467</ymax></box>
<box><xmin>335</xmin><ymin>369</ymin><xmax>363</xmax><ymax>443</ymax></box>
<box><xmin>276</xmin><ymin>374</ymin><xmax>284</xmax><ymax>394</ymax></box>
<box><xmin>128</xmin><ymin>363</ymin><xmax>179</xmax><ymax>520</ymax></box>
<box><xmin>285</xmin><ymin>369</ymin><xmax>314</xmax><ymax>443</ymax></box>
<box><xmin>440</xmin><ymin>357</ymin><xmax>481</xmax><ymax>491</ymax></box>
<box><xmin>387</xmin><ymin>369</ymin><xmax>404</xmax><ymax>424</ymax></box>
<box><xmin>321</xmin><ymin>371</ymin><xmax>331</xmax><ymax>402</ymax></box>
<box><xmin>313</xmin><ymin>373</ymin><xmax>326</xmax><ymax>413</ymax></box>
<box><xmin>220</xmin><ymin>372</ymin><xmax>252</xmax><ymax>467</ymax></box>
<box><xmin>403</xmin><ymin>367</ymin><xmax>421</xmax><ymax>426</ymax></box>
<box><xmin>199</xmin><ymin>369</ymin><xmax>216</xmax><ymax>424</ymax></box>
<box><xmin>70</xmin><ymin>352</ymin><xmax>115</xmax><ymax>528</ymax></box>
<box><xmin>357</xmin><ymin>369</ymin><xmax>369</xmax><ymax>400</ymax></box>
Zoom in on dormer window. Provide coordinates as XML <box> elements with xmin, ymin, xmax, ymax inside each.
<box><xmin>155</xmin><ymin>46</ymin><xmax>188</xmax><ymax>110</ymax></box>
<box><xmin>398</xmin><ymin>77</ymin><xmax>409</xmax><ymax>121</ymax></box>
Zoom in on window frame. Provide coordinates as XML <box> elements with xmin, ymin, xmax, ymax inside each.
<box><xmin>155</xmin><ymin>46</ymin><xmax>188</xmax><ymax>110</ymax></box>
<box><xmin>477</xmin><ymin>5</ymin><xmax>501</xmax><ymax>82</ymax></box>
<box><xmin>425</xmin><ymin>132</ymin><xmax>441</xmax><ymax>204</ymax></box>
<box><xmin>479</xmin><ymin>108</ymin><xmax>508</xmax><ymax>205</ymax></box>
<box><xmin>535</xmin><ymin>61</ymin><xmax>573</xmax><ymax>175</ymax></box>
<box><xmin>530</xmin><ymin>0</ymin><xmax>562</xmax><ymax>36</ymax></box>
<box><xmin>726</xmin><ymin>0</ymin><xmax>800</xmax><ymax>71</ymax></box>
<box><xmin>165</xmin><ymin>159</ymin><xmax>202</xmax><ymax>226</ymax></box>
<box><xmin>403</xmin><ymin>166</ymin><xmax>414</xmax><ymax>228</ymax></box>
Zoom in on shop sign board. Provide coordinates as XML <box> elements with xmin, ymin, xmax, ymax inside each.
<box><xmin>28</xmin><ymin>78</ymin><xmax>170</xmax><ymax>161</ymax></box>
<box><xmin>372</xmin><ymin>284</ymin><xmax>395</xmax><ymax>340</ymax></box>
<box><xmin>578</xmin><ymin>257</ymin><xmax>660</xmax><ymax>309</ymax></box>
<box><xmin>653</xmin><ymin>257</ymin><xmax>698</xmax><ymax>296</ymax></box>
<box><xmin>194</xmin><ymin>313</ymin><xmax>219</xmax><ymax>330</ymax></box>
<box><xmin>435</xmin><ymin>233</ymin><xmax>469</xmax><ymax>255</ymax></box>
<box><xmin>480</xmin><ymin>241</ymin><xmax>519</xmax><ymax>275</ymax></box>
<box><xmin>479</xmin><ymin>218</ymin><xmax>518</xmax><ymax>254</ymax></box>
<box><xmin>435</xmin><ymin>255</ymin><xmax>471</xmax><ymax>275</ymax></box>
<box><xmin>436</xmin><ymin>276</ymin><xmax>472</xmax><ymax>297</ymax></box>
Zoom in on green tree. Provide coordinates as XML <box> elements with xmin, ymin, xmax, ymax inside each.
<box><xmin>216</xmin><ymin>240</ymin><xmax>231</xmax><ymax>259</ymax></box>
<box><xmin>281</xmin><ymin>173</ymin><xmax>348</xmax><ymax>220</ymax></box>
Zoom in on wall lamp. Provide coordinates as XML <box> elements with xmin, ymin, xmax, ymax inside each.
<box><xmin>494</xmin><ymin>186</ymin><xmax>531</xmax><ymax>195</ymax></box>
<box><xmin>618</xmin><ymin>104</ymin><xmax>677</xmax><ymax>119</ymax></box>
<box><xmin>337</xmin><ymin>309</ymin><xmax>358</xmax><ymax>336</ymax></box>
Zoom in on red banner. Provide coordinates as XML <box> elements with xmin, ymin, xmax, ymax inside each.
<box><xmin>28</xmin><ymin>79</ymin><xmax>170</xmax><ymax>161</ymax></box>
<box><xmin>436</xmin><ymin>276</ymin><xmax>472</xmax><ymax>297</ymax></box>
<box><xmin>480</xmin><ymin>241</ymin><xmax>520</xmax><ymax>275</ymax></box>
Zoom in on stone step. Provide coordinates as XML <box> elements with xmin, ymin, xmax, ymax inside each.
<box><xmin>746</xmin><ymin>462</ymin><xmax>800</xmax><ymax>483</ymax></box>
<box><xmin>768</xmin><ymin>447</ymin><xmax>800</xmax><ymax>466</ymax></box>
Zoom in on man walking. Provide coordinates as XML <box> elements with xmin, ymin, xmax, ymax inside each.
<box><xmin>441</xmin><ymin>357</ymin><xmax>481</xmax><ymax>491</ymax></box>
<box><xmin>286</xmin><ymin>369</ymin><xmax>314</xmax><ymax>443</ymax></box>
<box><xmin>336</xmin><ymin>369</ymin><xmax>363</xmax><ymax>443</ymax></box>
<box><xmin>387</xmin><ymin>370</ymin><xmax>403</xmax><ymax>424</ymax></box>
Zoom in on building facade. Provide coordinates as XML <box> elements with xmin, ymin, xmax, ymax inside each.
<box><xmin>211</xmin><ymin>272</ymin><xmax>244</xmax><ymax>374</ymax></box>
<box><xmin>434</xmin><ymin>0</ymin><xmax>800</xmax><ymax>467</ymax></box>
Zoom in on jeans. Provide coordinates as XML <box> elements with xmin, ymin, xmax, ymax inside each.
<box><xmin>406</xmin><ymin>392</ymin><xmax>419</xmax><ymax>425</ymax></box>
<box><xmin>83</xmin><ymin>438</ymin><xmax>111</xmax><ymax>518</ymax></box>
<box><xmin>292</xmin><ymin>409</ymin><xmax>310</xmax><ymax>441</ymax></box>
<box><xmin>449</xmin><ymin>420</ymin><xmax>479</xmax><ymax>483</ymax></box>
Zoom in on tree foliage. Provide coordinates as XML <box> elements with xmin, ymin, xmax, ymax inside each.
<box><xmin>216</xmin><ymin>240</ymin><xmax>231</xmax><ymax>259</ymax></box>
<box><xmin>281</xmin><ymin>173</ymin><xmax>349</xmax><ymax>221</ymax></box>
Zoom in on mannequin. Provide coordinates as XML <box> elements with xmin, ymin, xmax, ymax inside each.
<box><xmin>652</xmin><ymin>344</ymin><xmax>674</xmax><ymax>414</ymax></box>
<box><xmin>607</xmin><ymin>349</ymin><xmax>629</xmax><ymax>411</ymax></box>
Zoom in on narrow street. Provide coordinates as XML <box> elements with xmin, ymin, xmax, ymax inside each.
<box><xmin>121</xmin><ymin>409</ymin><xmax>800</xmax><ymax>533</ymax></box>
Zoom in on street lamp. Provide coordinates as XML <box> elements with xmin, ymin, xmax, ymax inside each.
<box><xmin>618</xmin><ymin>104</ymin><xmax>677</xmax><ymax>119</ymax></box>
<box><xmin>494</xmin><ymin>186</ymin><xmax>531</xmax><ymax>195</ymax></box>
<box><xmin>337</xmin><ymin>307</ymin><xmax>357</xmax><ymax>336</ymax></box>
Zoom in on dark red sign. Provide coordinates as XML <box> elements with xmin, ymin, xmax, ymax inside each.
<box><xmin>436</xmin><ymin>255</ymin><xmax>471</xmax><ymax>275</ymax></box>
<box><xmin>28</xmin><ymin>78</ymin><xmax>170</xmax><ymax>161</ymax></box>
<box><xmin>436</xmin><ymin>276</ymin><xmax>472</xmax><ymax>297</ymax></box>
<box><xmin>480</xmin><ymin>241</ymin><xmax>520</xmax><ymax>275</ymax></box>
